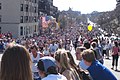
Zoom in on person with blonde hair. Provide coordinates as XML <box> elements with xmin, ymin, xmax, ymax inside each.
<box><xmin>55</xmin><ymin>49</ymin><xmax>80</xmax><ymax>80</ymax></box>
<box><xmin>67</xmin><ymin>51</ymin><xmax>91</xmax><ymax>80</ymax></box>
<box><xmin>0</xmin><ymin>44</ymin><xmax>32</xmax><ymax>80</ymax></box>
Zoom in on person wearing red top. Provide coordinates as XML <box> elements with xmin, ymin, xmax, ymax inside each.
<box><xmin>111</xmin><ymin>41</ymin><xmax>119</xmax><ymax>71</ymax></box>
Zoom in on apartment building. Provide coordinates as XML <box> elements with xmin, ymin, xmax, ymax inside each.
<box><xmin>0</xmin><ymin>0</ymin><xmax>38</xmax><ymax>38</ymax></box>
<box><xmin>38</xmin><ymin>0</ymin><xmax>59</xmax><ymax>20</ymax></box>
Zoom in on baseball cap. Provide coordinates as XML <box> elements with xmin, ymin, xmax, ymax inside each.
<box><xmin>37</xmin><ymin>56</ymin><xmax>56</xmax><ymax>73</ymax></box>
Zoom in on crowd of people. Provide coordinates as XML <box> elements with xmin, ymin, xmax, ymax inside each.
<box><xmin>0</xmin><ymin>23</ymin><xmax>120</xmax><ymax>80</ymax></box>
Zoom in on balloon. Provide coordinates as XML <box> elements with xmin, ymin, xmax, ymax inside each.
<box><xmin>58</xmin><ymin>22</ymin><xmax>60</xmax><ymax>27</ymax></box>
<box><xmin>88</xmin><ymin>25</ymin><xmax>93</xmax><ymax>31</ymax></box>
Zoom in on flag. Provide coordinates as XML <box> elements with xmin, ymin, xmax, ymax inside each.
<box><xmin>42</xmin><ymin>17</ymin><xmax>48</xmax><ymax>28</ymax></box>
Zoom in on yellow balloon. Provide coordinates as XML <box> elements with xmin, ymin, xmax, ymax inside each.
<box><xmin>58</xmin><ymin>22</ymin><xmax>60</xmax><ymax>27</ymax></box>
<box><xmin>88</xmin><ymin>25</ymin><xmax>93</xmax><ymax>31</ymax></box>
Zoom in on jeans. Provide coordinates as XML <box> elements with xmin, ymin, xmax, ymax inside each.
<box><xmin>112</xmin><ymin>54</ymin><xmax>119</xmax><ymax>67</ymax></box>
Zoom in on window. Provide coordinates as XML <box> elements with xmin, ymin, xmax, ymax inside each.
<box><xmin>35</xmin><ymin>0</ymin><xmax>37</xmax><ymax>3</ymax></box>
<box><xmin>0</xmin><ymin>3</ymin><xmax>1</xmax><ymax>10</ymax></box>
<box><xmin>20</xmin><ymin>16</ymin><xmax>23</xmax><ymax>23</ymax></box>
<box><xmin>32</xmin><ymin>0</ymin><xmax>34</xmax><ymax>3</ymax></box>
<box><xmin>20</xmin><ymin>4</ymin><xmax>23</xmax><ymax>11</ymax></box>
<box><xmin>34</xmin><ymin>7</ymin><xmax>36</xmax><ymax>13</ymax></box>
<box><xmin>24</xmin><ymin>27</ymin><xmax>26</xmax><ymax>35</ymax></box>
<box><xmin>24</xmin><ymin>16</ymin><xmax>28</xmax><ymax>23</ymax></box>
<box><xmin>31</xmin><ymin>6</ymin><xmax>34</xmax><ymax>12</ymax></box>
<box><xmin>26</xmin><ymin>26</ymin><xmax>29</xmax><ymax>35</ymax></box>
<box><xmin>0</xmin><ymin>27</ymin><xmax>1</xmax><ymax>34</ymax></box>
<box><xmin>26</xmin><ymin>4</ymin><xmax>29</xmax><ymax>12</ymax></box>
<box><xmin>34</xmin><ymin>16</ymin><xmax>36</xmax><ymax>22</ymax></box>
<box><xmin>34</xmin><ymin>25</ymin><xmax>37</xmax><ymax>32</ymax></box>
<box><xmin>31</xmin><ymin>16</ymin><xmax>34</xmax><ymax>22</ymax></box>
<box><xmin>0</xmin><ymin>15</ymin><xmax>1</xmax><ymax>22</ymax></box>
<box><xmin>20</xmin><ymin>26</ymin><xmax>23</xmax><ymax>36</ymax></box>
<box><xmin>26</xmin><ymin>16</ymin><xmax>28</xmax><ymax>22</ymax></box>
<box><xmin>29</xmin><ymin>16</ymin><xmax>31</xmax><ymax>22</ymax></box>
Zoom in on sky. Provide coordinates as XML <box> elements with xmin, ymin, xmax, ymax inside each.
<box><xmin>53</xmin><ymin>0</ymin><xmax>117</xmax><ymax>14</ymax></box>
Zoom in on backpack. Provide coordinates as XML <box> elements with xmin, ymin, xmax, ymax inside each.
<box><xmin>92</xmin><ymin>49</ymin><xmax>104</xmax><ymax>64</ymax></box>
<box><xmin>92</xmin><ymin>48</ymin><xmax>102</xmax><ymax>60</ymax></box>
<box><xmin>75</xmin><ymin>66</ymin><xmax>92</xmax><ymax>80</ymax></box>
<box><xmin>77</xmin><ymin>69</ymin><xmax>92</xmax><ymax>80</ymax></box>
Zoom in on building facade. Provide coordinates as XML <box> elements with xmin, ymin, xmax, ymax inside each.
<box><xmin>38</xmin><ymin>0</ymin><xmax>59</xmax><ymax>20</ymax></box>
<box><xmin>0</xmin><ymin>0</ymin><xmax>38</xmax><ymax>38</ymax></box>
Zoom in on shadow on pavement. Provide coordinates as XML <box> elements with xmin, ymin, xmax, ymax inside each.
<box><xmin>115</xmin><ymin>70</ymin><xmax>120</xmax><ymax>72</ymax></box>
<box><xmin>105</xmin><ymin>58</ymin><xmax>111</xmax><ymax>60</ymax></box>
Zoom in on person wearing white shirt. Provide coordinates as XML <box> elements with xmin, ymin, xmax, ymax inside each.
<box><xmin>49</xmin><ymin>42</ymin><xmax>58</xmax><ymax>57</ymax></box>
<box><xmin>30</xmin><ymin>45</ymin><xmax>42</xmax><ymax>80</ymax></box>
<box><xmin>43</xmin><ymin>44</ymin><xmax>50</xmax><ymax>56</ymax></box>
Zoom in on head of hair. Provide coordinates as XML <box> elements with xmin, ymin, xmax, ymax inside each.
<box><xmin>92</xmin><ymin>38</ymin><xmax>98</xmax><ymax>43</ymax></box>
<box><xmin>30</xmin><ymin>44</ymin><xmax>38</xmax><ymax>51</ymax></box>
<box><xmin>82</xmin><ymin>49</ymin><xmax>96</xmax><ymax>62</ymax></box>
<box><xmin>58</xmin><ymin>44</ymin><xmax>63</xmax><ymax>49</ymax></box>
<box><xmin>83</xmin><ymin>42</ymin><xmax>90</xmax><ymax>49</ymax></box>
<box><xmin>91</xmin><ymin>42</ymin><xmax>97</xmax><ymax>48</ymax></box>
<box><xmin>114</xmin><ymin>41</ymin><xmax>118</xmax><ymax>47</ymax></box>
<box><xmin>37</xmin><ymin>60</ymin><xmax>58</xmax><ymax>76</ymax></box>
<box><xmin>55</xmin><ymin>50</ymin><xmax>71</xmax><ymax>73</ymax></box>
<box><xmin>37</xmin><ymin>60</ymin><xmax>45</xmax><ymax>72</ymax></box>
<box><xmin>47</xmin><ymin>66</ymin><xmax>58</xmax><ymax>74</ymax></box>
<box><xmin>66</xmin><ymin>51</ymin><xmax>76</xmax><ymax>67</ymax></box>
<box><xmin>0</xmin><ymin>44</ymin><xmax>32</xmax><ymax>80</ymax></box>
<box><xmin>76</xmin><ymin>47</ymin><xmax>86</xmax><ymax>52</ymax></box>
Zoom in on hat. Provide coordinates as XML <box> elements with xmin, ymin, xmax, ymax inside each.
<box><xmin>37</xmin><ymin>56</ymin><xmax>56</xmax><ymax>73</ymax></box>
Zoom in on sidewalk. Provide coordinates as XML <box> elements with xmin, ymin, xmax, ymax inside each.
<box><xmin>103</xmin><ymin>57</ymin><xmax>120</xmax><ymax>79</ymax></box>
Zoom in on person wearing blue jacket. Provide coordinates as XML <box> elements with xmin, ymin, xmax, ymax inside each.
<box><xmin>81</xmin><ymin>49</ymin><xmax>117</xmax><ymax>80</ymax></box>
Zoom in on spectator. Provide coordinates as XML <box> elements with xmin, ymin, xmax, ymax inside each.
<box><xmin>55</xmin><ymin>50</ymin><xmax>80</xmax><ymax>80</ymax></box>
<box><xmin>76</xmin><ymin>47</ymin><xmax>86</xmax><ymax>60</ymax></box>
<box><xmin>0</xmin><ymin>40</ymin><xmax>4</xmax><ymax>52</ymax></box>
<box><xmin>66</xmin><ymin>51</ymin><xmax>91</xmax><ymax>80</ymax></box>
<box><xmin>83</xmin><ymin>41</ymin><xmax>90</xmax><ymax>49</ymax></box>
<box><xmin>0</xmin><ymin>44</ymin><xmax>32</xmax><ymax>80</ymax></box>
<box><xmin>37</xmin><ymin>56</ymin><xmax>67</xmax><ymax>80</ymax></box>
<box><xmin>82</xmin><ymin>49</ymin><xmax>117</xmax><ymax>80</ymax></box>
<box><xmin>111</xmin><ymin>41</ymin><xmax>119</xmax><ymax>71</ymax></box>
<box><xmin>91</xmin><ymin>42</ymin><xmax>103</xmax><ymax>64</ymax></box>
<box><xmin>49</xmin><ymin>41</ymin><xmax>58</xmax><ymax>57</ymax></box>
<box><xmin>66</xmin><ymin>51</ymin><xmax>81</xmax><ymax>79</ymax></box>
<box><xmin>43</xmin><ymin>44</ymin><xmax>50</xmax><ymax>56</ymax></box>
<box><xmin>92</xmin><ymin>38</ymin><xmax>104</xmax><ymax>64</ymax></box>
<box><xmin>30</xmin><ymin>45</ymin><xmax>43</xmax><ymax>80</ymax></box>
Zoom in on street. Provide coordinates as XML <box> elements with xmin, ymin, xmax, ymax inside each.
<box><xmin>103</xmin><ymin>57</ymin><xmax>120</xmax><ymax>79</ymax></box>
